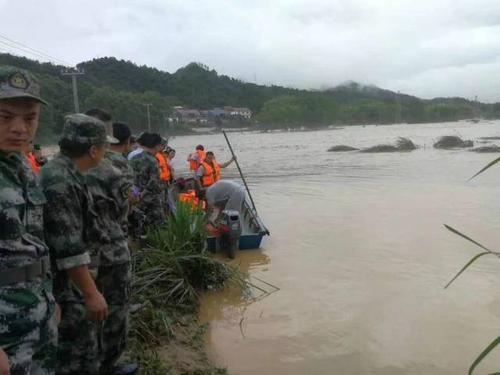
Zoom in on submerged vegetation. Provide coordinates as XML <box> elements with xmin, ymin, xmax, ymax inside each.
<box><xmin>360</xmin><ymin>137</ymin><xmax>417</xmax><ymax>153</ymax></box>
<box><xmin>327</xmin><ymin>145</ymin><xmax>359</xmax><ymax>152</ymax></box>
<box><xmin>433</xmin><ymin>135</ymin><xmax>473</xmax><ymax>149</ymax></box>
<box><xmin>469</xmin><ymin>145</ymin><xmax>500</xmax><ymax>153</ymax></box>
<box><xmin>128</xmin><ymin>203</ymin><xmax>241</xmax><ymax>374</ymax></box>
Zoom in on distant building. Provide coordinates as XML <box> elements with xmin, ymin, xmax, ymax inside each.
<box><xmin>224</xmin><ymin>106</ymin><xmax>252</xmax><ymax>119</ymax></box>
<box><xmin>172</xmin><ymin>108</ymin><xmax>201</xmax><ymax>123</ymax></box>
<box><xmin>172</xmin><ymin>106</ymin><xmax>252</xmax><ymax>124</ymax></box>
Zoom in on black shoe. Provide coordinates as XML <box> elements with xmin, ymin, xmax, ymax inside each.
<box><xmin>111</xmin><ymin>363</ymin><xmax>139</xmax><ymax>375</ymax></box>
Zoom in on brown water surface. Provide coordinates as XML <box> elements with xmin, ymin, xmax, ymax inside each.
<box><xmin>167</xmin><ymin>121</ymin><xmax>500</xmax><ymax>374</ymax></box>
<box><xmin>52</xmin><ymin>121</ymin><xmax>500</xmax><ymax>374</ymax></box>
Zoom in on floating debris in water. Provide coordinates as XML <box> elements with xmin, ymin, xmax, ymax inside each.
<box><xmin>478</xmin><ymin>136</ymin><xmax>500</xmax><ymax>140</ymax></box>
<box><xmin>470</xmin><ymin>145</ymin><xmax>500</xmax><ymax>153</ymax></box>
<box><xmin>327</xmin><ymin>145</ymin><xmax>359</xmax><ymax>152</ymax></box>
<box><xmin>433</xmin><ymin>136</ymin><xmax>473</xmax><ymax>149</ymax></box>
<box><xmin>360</xmin><ymin>137</ymin><xmax>417</xmax><ymax>153</ymax></box>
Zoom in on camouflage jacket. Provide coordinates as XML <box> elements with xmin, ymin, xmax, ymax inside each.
<box><xmin>86</xmin><ymin>151</ymin><xmax>131</xmax><ymax>266</ymax></box>
<box><xmin>105</xmin><ymin>150</ymin><xmax>134</xmax><ymax>187</ymax></box>
<box><xmin>40</xmin><ymin>153</ymin><xmax>102</xmax><ymax>303</ymax></box>
<box><xmin>0</xmin><ymin>151</ymin><xmax>55</xmax><ymax>342</ymax></box>
<box><xmin>129</xmin><ymin>151</ymin><xmax>163</xmax><ymax>208</ymax></box>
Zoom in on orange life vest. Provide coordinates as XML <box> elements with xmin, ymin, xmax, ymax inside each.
<box><xmin>200</xmin><ymin>160</ymin><xmax>220</xmax><ymax>187</ymax></box>
<box><xmin>26</xmin><ymin>152</ymin><xmax>40</xmax><ymax>173</ymax></box>
<box><xmin>189</xmin><ymin>150</ymin><xmax>206</xmax><ymax>171</ymax></box>
<box><xmin>155</xmin><ymin>152</ymin><xmax>170</xmax><ymax>182</ymax></box>
<box><xmin>178</xmin><ymin>190</ymin><xmax>206</xmax><ymax>210</ymax></box>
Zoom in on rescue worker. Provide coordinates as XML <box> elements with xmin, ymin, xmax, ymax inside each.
<box><xmin>205</xmin><ymin>180</ymin><xmax>246</xmax><ymax>219</ymax></box>
<box><xmin>155</xmin><ymin>139</ymin><xmax>171</xmax><ymax>217</ymax></box>
<box><xmin>155</xmin><ymin>146</ymin><xmax>170</xmax><ymax>184</ymax></box>
<box><xmin>41</xmin><ymin>114</ymin><xmax>112</xmax><ymax>375</ymax></box>
<box><xmin>196</xmin><ymin>151</ymin><xmax>235</xmax><ymax>188</ymax></box>
<box><xmin>164</xmin><ymin>147</ymin><xmax>177</xmax><ymax>214</ymax></box>
<box><xmin>0</xmin><ymin>66</ymin><xmax>57</xmax><ymax>375</ymax></box>
<box><xmin>85</xmin><ymin>114</ymin><xmax>137</xmax><ymax>375</ymax></box>
<box><xmin>187</xmin><ymin>144</ymin><xmax>205</xmax><ymax>172</ymax></box>
<box><xmin>177</xmin><ymin>178</ymin><xmax>205</xmax><ymax>211</ymax></box>
<box><xmin>166</xmin><ymin>147</ymin><xmax>176</xmax><ymax>182</ymax></box>
<box><xmin>129</xmin><ymin>132</ymin><xmax>165</xmax><ymax>231</ymax></box>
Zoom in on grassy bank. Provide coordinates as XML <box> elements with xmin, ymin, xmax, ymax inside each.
<box><xmin>127</xmin><ymin>203</ymin><xmax>241</xmax><ymax>374</ymax></box>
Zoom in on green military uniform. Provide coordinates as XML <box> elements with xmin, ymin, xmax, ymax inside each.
<box><xmin>86</xmin><ymin>150</ymin><xmax>132</xmax><ymax>374</ymax></box>
<box><xmin>41</xmin><ymin>114</ymin><xmax>114</xmax><ymax>375</ymax></box>
<box><xmin>0</xmin><ymin>67</ymin><xmax>57</xmax><ymax>375</ymax></box>
<box><xmin>129</xmin><ymin>151</ymin><xmax>165</xmax><ymax>231</ymax></box>
<box><xmin>104</xmin><ymin>150</ymin><xmax>135</xmax><ymax>236</ymax></box>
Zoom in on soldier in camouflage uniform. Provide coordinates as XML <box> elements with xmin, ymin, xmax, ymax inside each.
<box><xmin>129</xmin><ymin>132</ymin><xmax>165</xmax><ymax>232</ymax></box>
<box><xmin>0</xmin><ymin>66</ymin><xmax>57</xmax><ymax>375</ymax></box>
<box><xmin>85</xmin><ymin>116</ymin><xmax>137</xmax><ymax>375</ymax></box>
<box><xmin>40</xmin><ymin>114</ymin><xmax>115</xmax><ymax>375</ymax></box>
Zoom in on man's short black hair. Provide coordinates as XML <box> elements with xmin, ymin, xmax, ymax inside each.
<box><xmin>112</xmin><ymin>122</ymin><xmax>132</xmax><ymax>145</ymax></box>
<box><xmin>137</xmin><ymin>132</ymin><xmax>162</xmax><ymax>148</ymax></box>
<box><xmin>59</xmin><ymin>139</ymin><xmax>92</xmax><ymax>158</ymax></box>
<box><xmin>85</xmin><ymin>108</ymin><xmax>112</xmax><ymax>122</ymax></box>
<box><xmin>205</xmin><ymin>151</ymin><xmax>214</xmax><ymax>157</ymax></box>
<box><xmin>196</xmin><ymin>145</ymin><xmax>204</xmax><ymax>151</ymax></box>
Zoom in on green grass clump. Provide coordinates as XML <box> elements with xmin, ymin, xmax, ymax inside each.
<box><xmin>128</xmin><ymin>202</ymin><xmax>241</xmax><ymax>374</ymax></box>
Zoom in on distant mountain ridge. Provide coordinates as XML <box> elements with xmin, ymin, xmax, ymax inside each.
<box><xmin>0</xmin><ymin>53</ymin><xmax>498</xmax><ymax>141</ymax></box>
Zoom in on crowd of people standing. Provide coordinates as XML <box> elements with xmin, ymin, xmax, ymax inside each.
<box><xmin>0</xmin><ymin>66</ymin><xmax>241</xmax><ymax>375</ymax></box>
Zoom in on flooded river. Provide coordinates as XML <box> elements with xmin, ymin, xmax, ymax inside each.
<box><xmin>172</xmin><ymin>121</ymin><xmax>500</xmax><ymax>374</ymax></box>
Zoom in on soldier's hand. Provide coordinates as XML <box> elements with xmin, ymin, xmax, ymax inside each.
<box><xmin>0</xmin><ymin>348</ymin><xmax>9</xmax><ymax>375</ymax></box>
<box><xmin>84</xmin><ymin>291</ymin><xmax>108</xmax><ymax>321</ymax></box>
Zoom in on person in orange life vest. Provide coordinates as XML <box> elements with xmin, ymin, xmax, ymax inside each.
<box><xmin>178</xmin><ymin>185</ymin><xmax>205</xmax><ymax>211</ymax></box>
<box><xmin>196</xmin><ymin>151</ymin><xmax>235</xmax><ymax>187</ymax></box>
<box><xmin>165</xmin><ymin>147</ymin><xmax>176</xmax><ymax>182</ymax></box>
<box><xmin>24</xmin><ymin>142</ymin><xmax>41</xmax><ymax>173</ymax></box>
<box><xmin>187</xmin><ymin>144</ymin><xmax>206</xmax><ymax>172</ymax></box>
<box><xmin>155</xmin><ymin>146</ymin><xmax>170</xmax><ymax>183</ymax></box>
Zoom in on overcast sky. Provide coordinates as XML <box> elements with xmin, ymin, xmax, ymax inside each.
<box><xmin>2</xmin><ymin>0</ymin><xmax>500</xmax><ymax>101</ymax></box>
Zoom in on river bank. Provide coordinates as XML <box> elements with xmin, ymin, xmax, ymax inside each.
<box><xmin>126</xmin><ymin>205</ymin><xmax>239</xmax><ymax>375</ymax></box>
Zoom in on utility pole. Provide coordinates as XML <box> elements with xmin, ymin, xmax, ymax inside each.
<box><xmin>62</xmin><ymin>68</ymin><xmax>84</xmax><ymax>113</ymax></box>
<box><xmin>144</xmin><ymin>103</ymin><xmax>153</xmax><ymax>131</ymax></box>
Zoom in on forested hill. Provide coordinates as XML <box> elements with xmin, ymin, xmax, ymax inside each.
<box><xmin>0</xmin><ymin>53</ymin><xmax>498</xmax><ymax>143</ymax></box>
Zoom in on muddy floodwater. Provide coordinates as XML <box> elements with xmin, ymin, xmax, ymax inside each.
<box><xmin>172</xmin><ymin>121</ymin><xmax>500</xmax><ymax>374</ymax></box>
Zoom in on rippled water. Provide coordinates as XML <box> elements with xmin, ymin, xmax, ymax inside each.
<box><xmin>167</xmin><ymin>121</ymin><xmax>500</xmax><ymax>374</ymax></box>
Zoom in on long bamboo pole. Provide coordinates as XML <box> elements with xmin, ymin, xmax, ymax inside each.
<box><xmin>222</xmin><ymin>130</ymin><xmax>258</xmax><ymax>213</ymax></box>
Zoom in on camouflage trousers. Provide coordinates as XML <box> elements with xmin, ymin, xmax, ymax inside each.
<box><xmin>0</xmin><ymin>282</ymin><xmax>57</xmax><ymax>375</ymax></box>
<box><xmin>96</xmin><ymin>263</ymin><xmax>131</xmax><ymax>374</ymax></box>
<box><xmin>56</xmin><ymin>302</ymin><xmax>99</xmax><ymax>375</ymax></box>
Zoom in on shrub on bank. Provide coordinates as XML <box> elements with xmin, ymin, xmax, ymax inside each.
<box><xmin>128</xmin><ymin>202</ymin><xmax>239</xmax><ymax>374</ymax></box>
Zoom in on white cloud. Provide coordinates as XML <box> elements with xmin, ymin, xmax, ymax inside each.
<box><xmin>2</xmin><ymin>0</ymin><xmax>500</xmax><ymax>101</ymax></box>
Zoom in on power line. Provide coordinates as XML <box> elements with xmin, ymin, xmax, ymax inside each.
<box><xmin>0</xmin><ymin>34</ymin><xmax>72</xmax><ymax>66</ymax></box>
<box><xmin>0</xmin><ymin>34</ymin><xmax>71</xmax><ymax>66</ymax></box>
<box><xmin>0</xmin><ymin>39</ymin><xmax>62</xmax><ymax>65</ymax></box>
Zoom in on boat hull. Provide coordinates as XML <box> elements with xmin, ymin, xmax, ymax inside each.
<box><xmin>207</xmin><ymin>197</ymin><xmax>268</xmax><ymax>252</ymax></box>
<box><xmin>207</xmin><ymin>232</ymin><xmax>265</xmax><ymax>252</ymax></box>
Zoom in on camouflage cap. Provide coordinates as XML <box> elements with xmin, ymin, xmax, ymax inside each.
<box><xmin>60</xmin><ymin>114</ymin><xmax>119</xmax><ymax>145</ymax></box>
<box><xmin>0</xmin><ymin>65</ymin><xmax>47</xmax><ymax>104</ymax></box>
